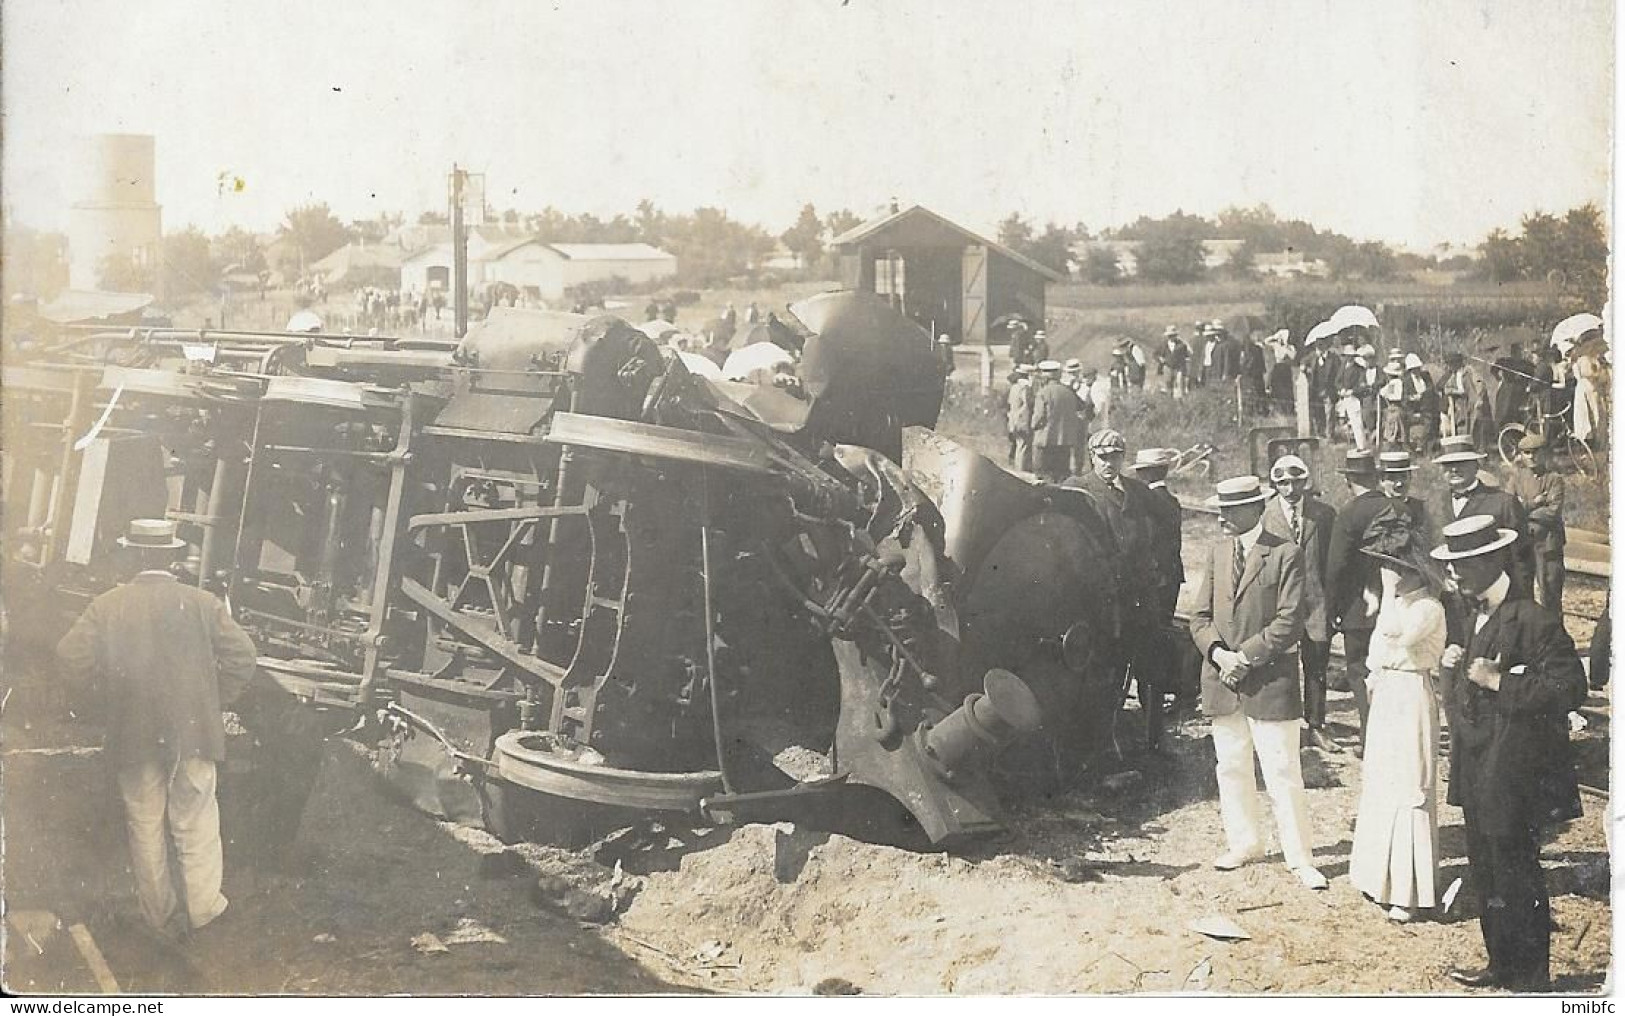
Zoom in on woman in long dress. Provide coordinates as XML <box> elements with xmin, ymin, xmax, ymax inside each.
<box><xmin>1348</xmin><ymin>507</ymin><xmax>1448</xmax><ymax>922</ymax></box>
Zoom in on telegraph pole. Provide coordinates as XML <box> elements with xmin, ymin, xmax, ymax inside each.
<box><xmin>451</xmin><ymin>165</ymin><xmax>469</xmax><ymax>338</ymax></box>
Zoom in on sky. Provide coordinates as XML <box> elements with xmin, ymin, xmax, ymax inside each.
<box><xmin>2</xmin><ymin>0</ymin><xmax>1613</xmax><ymax>248</ymax></box>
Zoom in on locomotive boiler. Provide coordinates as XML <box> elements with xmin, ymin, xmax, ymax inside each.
<box><xmin>2</xmin><ymin>294</ymin><xmax>1128</xmax><ymax>847</ymax></box>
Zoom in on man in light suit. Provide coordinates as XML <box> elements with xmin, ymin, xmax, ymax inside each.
<box><xmin>1261</xmin><ymin>454</ymin><xmax>1337</xmax><ymax>746</ymax></box>
<box><xmin>1190</xmin><ymin>476</ymin><xmax>1327</xmax><ymax>890</ymax></box>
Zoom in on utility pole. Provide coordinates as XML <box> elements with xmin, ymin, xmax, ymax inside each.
<box><xmin>451</xmin><ymin>165</ymin><xmax>469</xmax><ymax>338</ymax></box>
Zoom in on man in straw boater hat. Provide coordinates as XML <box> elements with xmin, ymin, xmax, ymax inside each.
<box><xmin>1431</xmin><ymin>434</ymin><xmax>1534</xmax><ymax>598</ymax></box>
<box><xmin>1125</xmin><ymin>447</ymin><xmax>1184</xmax><ymax>749</ymax></box>
<box><xmin>1260</xmin><ymin>454</ymin><xmax>1337</xmax><ymax>747</ymax></box>
<box><xmin>56</xmin><ymin>519</ymin><xmax>259</xmax><ymax>942</ymax></box>
<box><xmin>1029</xmin><ymin>359</ymin><xmax>1082</xmax><ymax>482</ymax></box>
<box><xmin>1005</xmin><ymin>363</ymin><xmax>1036</xmax><ymax>470</ymax></box>
<box><xmin>1324</xmin><ymin>450</ymin><xmax>1431</xmax><ymax>743</ymax></box>
<box><xmin>1188</xmin><ymin>476</ymin><xmax>1327</xmax><ymax>890</ymax></box>
<box><xmin>1432</xmin><ymin>515</ymin><xmax>1585</xmax><ymax>992</ymax></box>
<box><xmin>1505</xmin><ymin>433</ymin><xmax>1567</xmax><ymax>611</ymax></box>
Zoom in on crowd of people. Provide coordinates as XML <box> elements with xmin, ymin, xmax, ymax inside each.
<box><xmin>1019</xmin><ymin>393</ymin><xmax>1594</xmax><ymax>991</ymax></box>
<box><xmin>1005</xmin><ymin>308</ymin><xmax>1611</xmax><ymax>462</ymax></box>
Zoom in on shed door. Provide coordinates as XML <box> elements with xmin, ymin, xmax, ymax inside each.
<box><xmin>961</xmin><ymin>245</ymin><xmax>988</xmax><ymax>346</ymax></box>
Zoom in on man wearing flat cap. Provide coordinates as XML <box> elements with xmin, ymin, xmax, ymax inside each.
<box><xmin>1325</xmin><ymin>450</ymin><xmax>1430</xmax><ymax>741</ymax></box>
<box><xmin>1262</xmin><ymin>454</ymin><xmax>1337</xmax><ymax>743</ymax></box>
<box><xmin>1431</xmin><ymin>435</ymin><xmax>1533</xmax><ymax>597</ymax></box>
<box><xmin>1434</xmin><ymin>516</ymin><xmax>1585</xmax><ymax>992</ymax></box>
<box><xmin>57</xmin><ymin>519</ymin><xmax>259</xmax><ymax>940</ymax></box>
<box><xmin>1505</xmin><ymin>434</ymin><xmax>1566</xmax><ymax>611</ymax></box>
<box><xmin>1190</xmin><ymin>476</ymin><xmax>1326</xmax><ymax>890</ymax></box>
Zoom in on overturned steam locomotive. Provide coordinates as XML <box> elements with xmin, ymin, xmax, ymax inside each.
<box><xmin>3</xmin><ymin>293</ymin><xmax>1126</xmax><ymax>847</ymax></box>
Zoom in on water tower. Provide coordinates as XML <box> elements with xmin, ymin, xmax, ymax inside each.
<box><xmin>66</xmin><ymin>134</ymin><xmax>163</xmax><ymax>292</ymax></box>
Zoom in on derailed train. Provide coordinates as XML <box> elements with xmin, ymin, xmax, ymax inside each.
<box><xmin>3</xmin><ymin>293</ymin><xmax>1127</xmax><ymax>847</ymax></box>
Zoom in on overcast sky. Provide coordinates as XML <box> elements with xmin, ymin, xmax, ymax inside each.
<box><xmin>2</xmin><ymin>0</ymin><xmax>1613</xmax><ymax>248</ymax></box>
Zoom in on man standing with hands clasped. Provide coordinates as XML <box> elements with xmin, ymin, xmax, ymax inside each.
<box><xmin>1433</xmin><ymin>515</ymin><xmax>1585</xmax><ymax>992</ymax></box>
<box><xmin>1190</xmin><ymin>476</ymin><xmax>1326</xmax><ymax>890</ymax></box>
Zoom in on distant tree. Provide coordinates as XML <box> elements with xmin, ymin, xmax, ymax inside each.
<box><xmin>1</xmin><ymin>225</ymin><xmax>69</xmax><ymax>299</ymax></box>
<box><xmin>159</xmin><ymin>228</ymin><xmax>220</xmax><ymax>299</ymax></box>
<box><xmin>997</xmin><ymin>212</ymin><xmax>1034</xmax><ymax>252</ymax></box>
<box><xmin>1560</xmin><ymin>203</ymin><xmax>1608</xmax><ymax>308</ymax></box>
<box><xmin>500</xmin><ymin>208</ymin><xmax>521</xmax><ymax>225</ymax></box>
<box><xmin>1327</xmin><ymin>239</ymin><xmax>1399</xmax><ymax>281</ymax></box>
<box><xmin>280</xmin><ymin>203</ymin><xmax>353</xmax><ymax>271</ymax></box>
<box><xmin>213</xmin><ymin>226</ymin><xmax>267</xmax><ymax>276</ymax></box>
<box><xmin>1080</xmin><ymin>246</ymin><xmax>1121</xmax><ymax>286</ymax></box>
<box><xmin>1224</xmin><ymin>240</ymin><xmax>1258</xmax><ymax>281</ymax></box>
<box><xmin>1132</xmin><ymin>212</ymin><xmax>1211</xmax><ymax>283</ymax></box>
<box><xmin>1024</xmin><ymin>222</ymin><xmax>1075</xmax><ymax>276</ymax></box>
<box><xmin>418</xmin><ymin>210</ymin><xmax>449</xmax><ymax>226</ymax></box>
<box><xmin>781</xmin><ymin>203</ymin><xmax>825</xmax><ymax>268</ymax></box>
<box><xmin>824</xmin><ymin>208</ymin><xmax>863</xmax><ymax>238</ymax></box>
<box><xmin>635</xmin><ymin>198</ymin><xmax>667</xmax><ymax>245</ymax></box>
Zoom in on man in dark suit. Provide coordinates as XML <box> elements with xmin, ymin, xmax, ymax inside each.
<box><xmin>57</xmin><ymin>519</ymin><xmax>259</xmax><ymax>939</ymax></box>
<box><xmin>1431</xmin><ymin>435</ymin><xmax>1534</xmax><ymax>596</ymax></box>
<box><xmin>1127</xmin><ymin>447</ymin><xmax>1184</xmax><ymax>750</ymax></box>
<box><xmin>1325</xmin><ymin>450</ymin><xmax>1430</xmax><ymax>741</ymax></box>
<box><xmin>1434</xmin><ymin>516</ymin><xmax>1586</xmax><ymax>992</ymax></box>
<box><xmin>1064</xmin><ymin>429</ymin><xmax>1158</xmax><ymax>732</ymax></box>
<box><xmin>1029</xmin><ymin>360</ymin><xmax>1082</xmax><ymax>482</ymax></box>
<box><xmin>1262</xmin><ymin>454</ymin><xmax>1337</xmax><ymax>745</ymax></box>
<box><xmin>1190</xmin><ymin>475</ymin><xmax>1326</xmax><ymax>890</ymax></box>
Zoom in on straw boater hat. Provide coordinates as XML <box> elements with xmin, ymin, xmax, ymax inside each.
<box><xmin>1064</xmin><ymin>357</ymin><xmax>1082</xmax><ymax>371</ymax></box>
<box><xmin>1205</xmin><ymin>475</ymin><xmax>1271</xmax><ymax>509</ymax></box>
<box><xmin>1128</xmin><ymin>447</ymin><xmax>1180</xmax><ymax>472</ymax></box>
<box><xmin>1037</xmin><ymin>359</ymin><xmax>1062</xmax><ymax>374</ymax></box>
<box><xmin>1430</xmin><ymin>514</ymin><xmax>1519</xmax><ymax>561</ymax></box>
<box><xmin>1432</xmin><ymin>434</ymin><xmax>1485</xmax><ymax>465</ymax></box>
<box><xmin>1015</xmin><ymin>363</ymin><xmax>1035</xmax><ymax>376</ymax></box>
<box><xmin>1377</xmin><ymin>450</ymin><xmax>1418</xmax><ymax>472</ymax></box>
<box><xmin>118</xmin><ymin>518</ymin><xmax>186</xmax><ymax>550</ymax></box>
<box><xmin>1338</xmin><ymin>449</ymin><xmax>1377</xmax><ymax>475</ymax></box>
<box><xmin>1357</xmin><ymin>343</ymin><xmax>1378</xmax><ymax>360</ymax></box>
<box><xmin>1088</xmin><ymin>428</ymin><xmax>1127</xmax><ymax>453</ymax></box>
<box><xmin>1164</xmin><ymin>325</ymin><xmax>1180</xmax><ymax>338</ymax></box>
<box><xmin>1404</xmin><ymin>353</ymin><xmax>1425</xmax><ymax>371</ymax></box>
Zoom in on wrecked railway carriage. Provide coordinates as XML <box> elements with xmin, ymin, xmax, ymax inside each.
<box><xmin>3</xmin><ymin>294</ymin><xmax>1127</xmax><ymax>847</ymax></box>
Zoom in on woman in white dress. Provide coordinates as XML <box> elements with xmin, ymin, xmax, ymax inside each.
<box><xmin>1347</xmin><ymin>507</ymin><xmax>1448</xmax><ymax>922</ymax></box>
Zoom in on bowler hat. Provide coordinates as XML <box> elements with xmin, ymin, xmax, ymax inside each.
<box><xmin>119</xmin><ymin>518</ymin><xmax>185</xmax><ymax>550</ymax></box>
<box><xmin>1430</xmin><ymin>514</ymin><xmax>1518</xmax><ymax>561</ymax></box>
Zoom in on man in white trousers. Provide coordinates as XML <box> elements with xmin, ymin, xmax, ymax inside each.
<box><xmin>1189</xmin><ymin>477</ymin><xmax>1327</xmax><ymax>890</ymax></box>
<box><xmin>57</xmin><ymin>519</ymin><xmax>259</xmax><ymax>939</ymax></box>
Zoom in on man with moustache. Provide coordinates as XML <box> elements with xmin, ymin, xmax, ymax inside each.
<box><xmin>1431</xmin><ymin>435</ymin><xmax>1534</xmax><ymax>597</ymax></box>
<box><xmin>1189</xmin><ymin>475</ymin><xmax>1326</xmax><ymax>890</ymax></box>
<box><xmin>1261</xmin><ymin>454</ymin><xmax>1337</xmax><ymax>747</ymax></box>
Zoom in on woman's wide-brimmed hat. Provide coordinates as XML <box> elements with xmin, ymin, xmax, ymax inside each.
<box><xmin>1430</xmin><ymin>514</ymin><xmax>1519</xmax><ymax>561</ymax></box>
<box><xmin>1359</xmin><ymin>504</ymin><xmax>1425</xmax><ymax>570</ymax></box>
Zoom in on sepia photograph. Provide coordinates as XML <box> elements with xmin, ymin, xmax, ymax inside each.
<box><xmin>0</xmin><ymin>0</ymin><xmax>1614</xmax><ymax>999</ymax></box>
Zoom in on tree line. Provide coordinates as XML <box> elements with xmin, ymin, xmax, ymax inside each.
<box><xmin>992</xmin><ymin>201</ymin><xmax>1607</xmax><ymax>305</ymax></box>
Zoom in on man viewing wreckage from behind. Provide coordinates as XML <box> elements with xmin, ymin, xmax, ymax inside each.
<box><xmin>57</xmin><ymin>519</ymin><xmax>259</xmax><ymax>942</ymax></box>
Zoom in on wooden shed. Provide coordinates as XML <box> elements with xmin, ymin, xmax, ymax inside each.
<box><xmin>830</xmin><ymin>204</ymin><xmax>1065</xmax><ymax>346</ymax></box>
